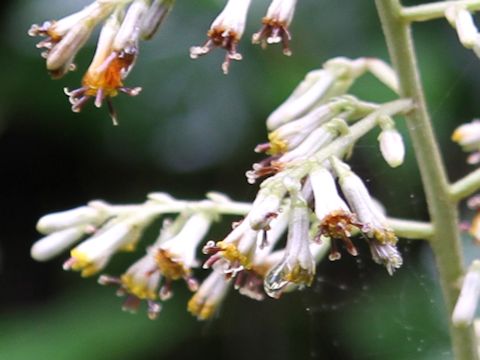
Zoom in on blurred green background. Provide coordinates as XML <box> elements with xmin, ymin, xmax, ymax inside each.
<box><xmin>1</xmin><ymin>0</ymin><xmax>480</xmax><ymax>359</ymax></box>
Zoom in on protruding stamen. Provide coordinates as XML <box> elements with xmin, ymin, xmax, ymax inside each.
<box><xmin>147</xmin><ymin>300</ymin><xmax>162</xmax><ymax>320</ymax></box>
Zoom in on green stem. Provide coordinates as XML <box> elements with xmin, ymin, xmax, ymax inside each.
<box><xmin>375</xmin><ymin>1</ymin><xmax>478</xmax><ymax>359</ymax></box>
<box><xmin>387</xmin><ymin>217</ymin><xmax>433</xmax><ymax>240</ymax></box>
<box><xmin>450</xmin><ymin>168</ymin><xmax>480</xmax><ymax>202</ymax></box>
<box><xmin>402</xmin><ymin>0</ymin><xmax>480</xmax><ymax>22</ymax></box>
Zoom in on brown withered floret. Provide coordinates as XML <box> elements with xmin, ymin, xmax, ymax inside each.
<box><xmin>317</xmin><ymin>210</ymin><xmax>362</xmax><ymax>261</ymax></box>
<box><xmin>252</xmin><ymin>18</ymin><xmax>292</xmax><ymax>56</ymax></box>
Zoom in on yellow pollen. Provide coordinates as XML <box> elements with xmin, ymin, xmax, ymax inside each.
<box><xmin>284</xmin><ymin>264</ymin><xmax>314</xmax><ymax>286</ymax></box>
<box><xmin>187</xmin><ymin>295</ymin><xmax>216</xmax><ymax>320</ymax></box>
<box><xmin>121</xmin><ymin>274</ymin><xmax>157</xmax><ymax>300</ymax></box>
<box><xmin>267</xmin><ymin>131</ymin><xmax>288</xmax><ymax>155</ymax></box>
<box><xmin>216</xmin><ymin>241</ymin><xmax>252</xmax><ymax>270</ymax></box>
<box><xmin>451</xmin><ymin>129</ymin><xmax>464</xmax><ymax>143</ymax></box>
<box><xmin>120</xmin><ymin>226</ymin><xmax>141</xmax><ymax>252</ymax></box>
<box><xmin>320</xmin><ymin>210</ymin><xmax>358</xmax><ymax>239</ymax></box>
<box><xmin>70</xmin><ymin>249</ymin><xmax>99</xmax><ymax>277</ymax></box>
<box><xmin>373</xmin><ymin>228</ymin><xmax>398</xmax><ymax>245</ymax></box>
<box><xmin>155</xmin><ymin>249</ymin><xmax>189</xmax><ymax>280</ymax></box>
<box><xmin>120</xmin><ymin>241</ymin><xmax>137</xmax><ymax>252</ymax></box>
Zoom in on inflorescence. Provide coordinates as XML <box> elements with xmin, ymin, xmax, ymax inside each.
<box><xmin>29</xmin><ymin>0</ymin><xmax>176</xmax><ymax>124</ymax></box>
<box><xmin>31</xmin><ymin>56</ymin><xmax>413</xmax><ymax>320</ymax></box>
<box><xmin>29</xmin><ymin>0</ymin><xmax>299</xmax><ymax>122</ymax></box>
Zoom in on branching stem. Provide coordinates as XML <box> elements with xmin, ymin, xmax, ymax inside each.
<box><xmin>450</xmin><ymin>168</ymin><xmax>480</xmax><ymax>202</ymax></box>
<box><xmin>375</xmin><ymin>1</ymin><xmax>478</xmax><ymax>359</ymax></box>
<box><xmin>402</xmin><ymin>0</ymin><xmax>480</xmax><ymax>22</ymax></box>
<box><xmin>387</xmin><ymin>217</ymin><xmax>433</xmax><ymax>240</ymax></box>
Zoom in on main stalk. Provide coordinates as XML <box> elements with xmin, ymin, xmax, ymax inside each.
<box><xmin>375</xmin><ymin>1</ymin><xmax>478</xmax><ymax>359</ymax></box>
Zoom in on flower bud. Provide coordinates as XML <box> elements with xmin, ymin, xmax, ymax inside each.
<box><xmin>31</xmin><ymin>226</ymin><xmax>86</xmax><ymax>262</ymax></box>
<box><xmin>267</xmin><ymin>69</ymin><xmax>336</xmax><ymax>130</ymax></box>
<box><xmin>446</xmin><ymin>5</ymin><xmax>479</xmax><ymax>48</ymax></box>
<box><xmin>452</xmin><ymin>260</ymin><xmax>480</xmax><ymax>327</ymax></box>
<box><xmin>36</xmin><ymin>204</ymin><xmax>108</xmax><ymax>234</ymax></box>
<box><xmin>378</xmin><ymin>128</ymin><xmax>405</xmax><ymax>168</ymax></box>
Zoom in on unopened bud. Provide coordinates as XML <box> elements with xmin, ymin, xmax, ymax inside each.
<box><xmin>36</xmin><ymin>205</ymin><xmax>108</xmax><ymax>234</ymax></box>
<box><xmin>378</xmin><ymin>128</ymin><xmax>405</xmax><ymax>168</ymax></box>
<box><xmin>31</xmin><ymin>226</ymin><xmax>85</xmax><ymax>261</ymax></box>
<box><xmin>452</xmin><ymin>260</ymin><xmax>480</xmax><ymax>327</ymax></box>
<box><xmin>267</xmin><ymin>69</ymin><xmax>336</xmax><ymax>130</ymax></box>
<box><xmin>446</xmin><ymin>5</ymin><xmax>479</xmax><ymax>48</ymax></box>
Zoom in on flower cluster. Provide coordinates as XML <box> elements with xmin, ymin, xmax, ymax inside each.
<box><xmin>209</xmin><ymin>57</ymin><xmax>409</xmax><ymax>299</ymax></box>
<box><xmin>29</xmin><ymin>0</ymin><xmax>174</xmax><ymax>124</ymax></box>
<box><xmin>29</xmin><ymin>0</ymin><xmax>300</xmax><ymax>119</ymax></box>
<box><xmin>32</xmin><ymin>193</ymin><xmax>247</xmax><ymax>319</ymax></box>
<box><xmin>190</xmin><ymin>0</ymin><xmax>298</xmax><ymax>74</ymax></box>
<box><xmin>31</xmin><ymin>56</ymin><xmax>412</xmax><ymax>320</ymax></box>
<box><xmin>248</xmin><ymin>57</ymin><xmax>403</xmax><ymax>184</ymax></box>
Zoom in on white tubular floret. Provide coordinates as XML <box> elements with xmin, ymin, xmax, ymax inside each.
<box><xmin>66</xmin><ymin>211</ymin><xmax>154</xmax><ymax>276</ymax></box>
<box><xmin>188</xmin><ymin>269</ymin><xmax>230</xmax><ymax>320</ymax></box>
<box><xmin>334</xmin><ymin>159</ymin><xmax>389</xmax><ymax>234</ymax></box>
<box><xmin>36</xmin><ymin>202</ymin><xmax>109</xmax><ymax>234</ymax></box>
<box><xmin>248</xmin><ymin>191</ymin><xmax>283</xmax><ymax>230</ymax></box>
<box><xmin>309</xmin><ymin>167</ymin><xmax>350</xmax><ymax>221</ymax></box>
<box><xmin>446</xmin><ymin>5</ymin><xmax>479</xmax><ymax>48</ymax></box>
<box><xmin>452</xmin><ymin>120</ymin><xmax>480</xmax><ymax>151</ymax></box>
<box><xmin>452</xmin><ymin>260</ymin><xmax>480</xmax><ymax>327</ymax></box>
<box><xmin>113</xmin><ymin>0</ymin><xmax>149</xmax><ymax>51</ymax></box>
<box><xmin>264</xmin><ymin>199</ymin><xmax>315</xmax><ymax>298</ymax></box>
<box><xmin>265</xmin><ymin>0</ymin><xmax>297</xmax><ymax>27</ymax></box>
<box><xmin>158</xmin><ymin>212</ymin><xmax>212</xmax><ymax>270</ymax></box>
<box><xmin>45</xmin><ymin>22</ymin><xmax>95</xmax><ymax>75</ymax></box>
<box><xmin>267</xmin><ymin>69</ymin><xmax>336</xmax><ymax>130</ymax></box>
<box><xmin>31</xmin><ymin>226</ymin><xmax>86</xmax><ymax>261</ymax></box>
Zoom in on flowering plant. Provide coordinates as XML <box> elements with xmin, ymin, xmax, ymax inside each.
<box><xmin>23</xmin><ymin>0</ymin><xmax>480</xmax><ymax>359</ymax></box>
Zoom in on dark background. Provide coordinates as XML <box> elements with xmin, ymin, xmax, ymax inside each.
<box><xmin>1</xmin><ymin>0</ymin><xmax>480</xmax><ymax>359</ymax></box>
